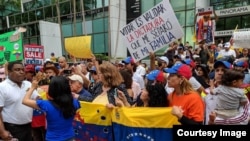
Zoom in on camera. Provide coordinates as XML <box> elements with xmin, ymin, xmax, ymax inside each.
<box><xmin>63</xmin><ymin>69</ymin><xmax>72</xmax><ymax>75</ymax></box>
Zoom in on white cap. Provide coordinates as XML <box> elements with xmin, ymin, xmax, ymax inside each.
<box><xmin>44</xmin><ymin>58</ymin><xmax>52</xmax><ymax>63</ymax></box>
<box><xmin>159</xmin><ymin>56</ymin><xmax>169</xmax><ymax>64</ymax></box>
<box><xmin>224</xmin><ymin>42</ymin><xmax>230</xmax><ymax>48</ymax></box>
<box><xmin>68</xmin><ymin>74</ymin><xmax>84</xmax><ymax>84</ymax></box>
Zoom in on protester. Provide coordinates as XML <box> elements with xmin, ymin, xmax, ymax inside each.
<box><xmin>69</xmin><ymin>74</ymin><xmax>93</xmax><ymax>102</ymax></box>
<box><xmin>205</xmin><ymin>60</ymin><xmax>250</xmax><ymax>125</ymax></box>
<box><xmin>164</xmin><ymin>63</ymin><xmax>204</xmax><ymax>125</ymax></box>
<box><xmin>0</xmin><ymin>61</ymin><xmax>39</xmax><ymax>141</ymax></box>
<box><xmin>22</xmin><ymin>76</ymin><xmax>80</xmax><ymax>141</ymax></box>
<box><xmin>90</xmin><ymin>62</ymin><xmax>133</xmax><ymax>106</ymax></box>
<box><xmin>211</xmin><ymin>69</ymin><xmax>247</xmax><ymax>120</ymax></box>
<box><xmin>115</xmin><ymin>83</ymin><xmax>168</xmax><ymax>107</ymax></box>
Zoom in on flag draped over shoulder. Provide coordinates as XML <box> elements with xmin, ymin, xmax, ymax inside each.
<box><xmin>111</xmin><ymin>107</ymin><xmax>180</xmax><ymax>141</ymax></box>
<box><xmin>73</xmin><ymin>102</ymin><xmax>113</xmax><ymax>141</ymax></box>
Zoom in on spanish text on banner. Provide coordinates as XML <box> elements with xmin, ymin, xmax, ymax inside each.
<box><xmin>119</xmin><ymin>0</ymin><xmax>184</xmax><ymax>62</ymax></box>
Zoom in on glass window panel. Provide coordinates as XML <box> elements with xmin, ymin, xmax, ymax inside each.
<box><xmin>225</xmin><ymin>16</ymin><xmax>241</xmax><ymax>29</ymax></box>
<box><xmin>30</xmin><ymin>37</ymin><xmax>38</xmax><ymax>44</ymax></box>
<box><xmin>214</xmin><ymin>4</ymin><xmax>225</xmax><ymax>10</ymax></box>
<box><xmin>16</xmin><ymin>14</ymin><xmax>22</xmax><ymax>25</ymax></box>
<box><xmin>104</xmin><ymin>17</ymin><xmax>108</xmax><ymax>32</ymax></box>
<box><xmin>84</xmin><ymin>0</ymin><xmax>95</xmax><ymax>10</ymax></box>
<box><xmin>175</xmin><ymin>11</ymin><xmax>185</xmax><ymax>27</ymax></box>
<box><xmin>52</xmin><ymin>5</ymin><xmax>57</xmax><ymax>17</ymax></box>
<box><xmin>23</xmin><ymin>38</ymin><xmax>29</xmax><ymax>45</ymax></box>
<box><xmin>9</xmin><ymin>16</ymin><xmax>15</xmax><ymax>26</ymax></box>
<box><xmin>22</xmin><ymin>13</ymin><xmax>29</xmax><ymax>23</ymax></box>
<box><xmin>242</xmin><ymin>15</ymin><xmax>250</xmax><ymax>28</ymax></box>
<box><xmin>36</xmin><ymin>8</ymin><xmax>44</xmax><ymax>20</ymax></box>
<box><xmin>171</xmin><ymin>0</ymin><xmax>185</xmax><ymax>11</ymax></box>
<box><xmin>210</xmin><ymin>0</ymin><xmax>227</xmax><ymax>4</ymax></box>
<box><xmin>93</xmin><ymin>33</ymin><xmax>105</xmax><ymax>53</ymax></box>
<box><xmin>44</xmin><ymin>6</ymin><xmax>53</xmax><ymax>19</ymax></box>
<box><xmin>76</xmin><ymin>0</ymin><xmax>81</xmax><ymax>12</ymax></box>
<box><xmin>93</xmin><ymin>10</ymin><xmax>104</xmax><ymax>19</ymax></box>
<box><xmin>85</xmin><ymin>10</ymin><xmax>93</xmax><ymax>20</ymax></box>
<box><xmin>226</xmin><ymin>1</ymin><xmax>242</xmax><ymax>8</ymax></box>
<box><xmin>156</xmin><ymin>0</ymin><xmax>162</xmax><ymax>4</ymax></box>
<box><xmin>104</xmin><ymin>10</ymin><xmax>108</xmax><ymax>17</ymax></box>
<box><xmin>93</xmin><ymin>18</ymin><xmax>104</xmax><ymax>33</ymax></box>
<box><xmin>62</xmin><ymin>24</ymin><xmax>73</xmax><ymax>37</ymax></box>
<box><xmin>186</xmin><ymin>0</ymin><xmax>195</xmax><ymax>9</ymax></box>
<box><xmin>186</xmin><ymin>10</ymin><xmax>195</xmax><ymax>26</ymax></box>
<box><xmin>243</xmin><ymin>0</ymin><xmax>250</xmax><ymax>5</ymax></box>
<box><xmin>104</xmin><ymin>0</ymin><xmax>109</xmax><ymax>6</ymax></box>
<box><xmin>29</xmin><ymin>10</ymin><xmax>36</xmax><ymax>22</ymax></box>
<box><xmin>76</xmin><ymin>22</ymin><xmax>83</xmax><ymax>36</ymax></box>
<box><xmin>141</xmin><ymin>0</ymin><xmax>154</xmax><ymax>12</ymax></box>
<box><xmin>216</xmin><ymin>18</ymin><xmax>225</xmax><ymax>31</ymax></box>
<box><xmin>60</xmin><ymin>1</ymin><xmax>71</xmax><ymax>15</ymax></box>
<box><xmin>83</xmin><ymin>21</ymin><xmax>92</xmax><ymax>34</ymax></box>
<box><xmin>95</xmin><ymin>0</ymin><xmax>103</xmax><ymax>9</ymax></box>
<box><xmin>104</xmin><ymin>33</ymin><xmax>108</xmax><ymax>53</ymax></box>
<box><xmin>185</xmin><ymin>27</ymin><xmax>195</xmax><ymax>45</ymax></box>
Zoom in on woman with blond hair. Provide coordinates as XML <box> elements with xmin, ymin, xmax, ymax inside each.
<box><xmin>164</xmin><ymin>63</ymin><xmax>204</xmax><ymax>125</ymax></box>
<box><xmin>90</xmin><ymin>62</ymin><xmax>133</xmax><ymax>106</ymax></box>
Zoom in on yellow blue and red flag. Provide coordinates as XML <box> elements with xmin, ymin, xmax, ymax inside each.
<box><xmin>111</xmin><ymin>107</ymin><xmax>180</xmax><ymax>141</ymax></box>
<box><xmin>73</xmin><ymin>102</ymin><xmax>113</xmax><ymax>141</ymax></box>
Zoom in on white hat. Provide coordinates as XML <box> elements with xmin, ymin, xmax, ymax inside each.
<box><xmin>44</xmin><ymin>58</ymin><xmax>53</xmax><ymax>63</ymax></box>
<box><xmin>224</xmin><ymin>42</ymin><xmax>230</xmax><ymax>48</ymax></box>
<box><xmin>159</xmin><ymin>56</ymin><xmax>169</xmax><ymax>64</ymax></box>
<box><xmin>68</xmin><ymin>74</ymin><xmax>84</xmax><ymax>84</ymax></box>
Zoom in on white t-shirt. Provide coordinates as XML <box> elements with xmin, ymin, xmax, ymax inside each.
<box><xmin>135</xmin><ymin>65</ymin><xmax>146</xmax><ymax>77</ymax></box>
<box><xmin>218</xmin><ymin>49</ymin><xmax>236</xmax><ymax>58</ymax></box>
<box><xmin>189</xmin><ymin>76</ymin><xmax>202</xmax><ymax>90</ymax></box>
<box><xmin>0</xmin><ymin>79</ymin><xmax>38</xmax><ymax>124</ymax></box>
<box><xmin>133</xmin><ymin>73</ymin><xmax>145</xmax><ymax>89</ymax></box>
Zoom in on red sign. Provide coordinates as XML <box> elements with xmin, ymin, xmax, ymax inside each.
<box><xmin>24</xmin><ymin>44</ymin><xmax>44</xmax><ymax>65</ymax></box>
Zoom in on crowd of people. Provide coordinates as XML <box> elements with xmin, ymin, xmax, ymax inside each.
<box><xmin>0</xmin><ymin>40</ymin><xmax>250</xmax><ymax>141</ymax></box>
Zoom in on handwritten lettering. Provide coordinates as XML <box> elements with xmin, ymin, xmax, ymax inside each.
<box><xmin>120</xmin><ymin>23</ymin><xmax>136</xmax><ymax>36</ymax></box>
<box><xmin>134</xmin><ymin>17</ymin><xmax>165</xmax><ymax>38</ymax></box>
<box><xmin>131</xmin><ymin>40</ymin><xmax>141</xmax><ymax>50</ymax></box>
<box><xmin>143</xmin><ymin>4</ymin><xmax>166</xmax><ymax>22</ymax></box>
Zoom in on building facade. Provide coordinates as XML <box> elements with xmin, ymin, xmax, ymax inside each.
<box><xmin>1</xmin><ymin>0</ymin><xmax>250</xmax><ymax>59</ymax></box>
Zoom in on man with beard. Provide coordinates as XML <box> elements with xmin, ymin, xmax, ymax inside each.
<box><xmin>0</xmin><ymin>61</ymin><xmax>38</xmax><ymax>141</ymax></box>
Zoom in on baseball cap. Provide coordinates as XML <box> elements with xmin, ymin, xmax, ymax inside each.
<box><xmin>0</xmin><ymin>68</ymin><xmax>5</xmax><ymax>79</ymax></box>
<box><xmin>146</xmin><ymin>70</ymin><xmax>165</xmax><ymax>82</ymax></box>
<box><xmin>25</xmin><ymin>65</ymin><xmax>35</xmax><ymax>73</ymax></box>
<box><xmin>68</xmin><ymin>74</ymin><xmax>84</xmax><ymax>84</ymax></box>
<box><xmin>122</xmin><ymin>57</ymin><xmax>134</xmax><ymax>64</ymax></box>
<box><xmin>35</xmin><ymin>66</ymin><xmax>43</xmax><ymax>72</ymax></box>
<box><xmin>224</xmin><ymin>42</ymin><xmax>230</xmax><ymax>48</ymax></box>
<box><xmin>44</xmin><ymin>58</ymin><xmax>53</xmax><ymax>63</ymax></box>
<box><xmin>163</xmin><ymin>63</ymin><xmax>192</xmax><ymax>79</ymax></box>
<box><xmin>183</xmin><ymin>59</ymin><xmax>196</xmax><ymax>68</ymax></box>
<box><xmin>214</xmin><ymin>61</ymin><xmax>232</xmax><ymax>69</ymax></box>
<box><xmin>234</xmin><ymin>61</ymin><xmax>248</xmax><ymax>68</ymax></box>
<box><xmin>159</xmin><ymin>56</ymin><xmax>169</xmax><ymax>64</ymax></box>
<box><xmin>89</xmin><ymin>66</ymin><xmax>97</xmax><ymax>73</ymax></box>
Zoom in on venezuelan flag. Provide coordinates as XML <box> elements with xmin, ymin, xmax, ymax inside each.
<box><xmin>73</xmin><ymin>102</ymin><xmax>113</xmax><ymax>141</ymax></box>
<box><xmin>111</xmin><ymin>107</ymin><xmax>180</xmax><ymax>141</ymax></box>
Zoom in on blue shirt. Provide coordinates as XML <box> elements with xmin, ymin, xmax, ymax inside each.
<box><xmin>37</xmin><ymin>99</ymin><xmax>80</xmax><ymax>141</ymax></box>
<box><xmin>78</xmin><ymin>88</ymin><xmax>93</xmax><ymax>102</ymax></box>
